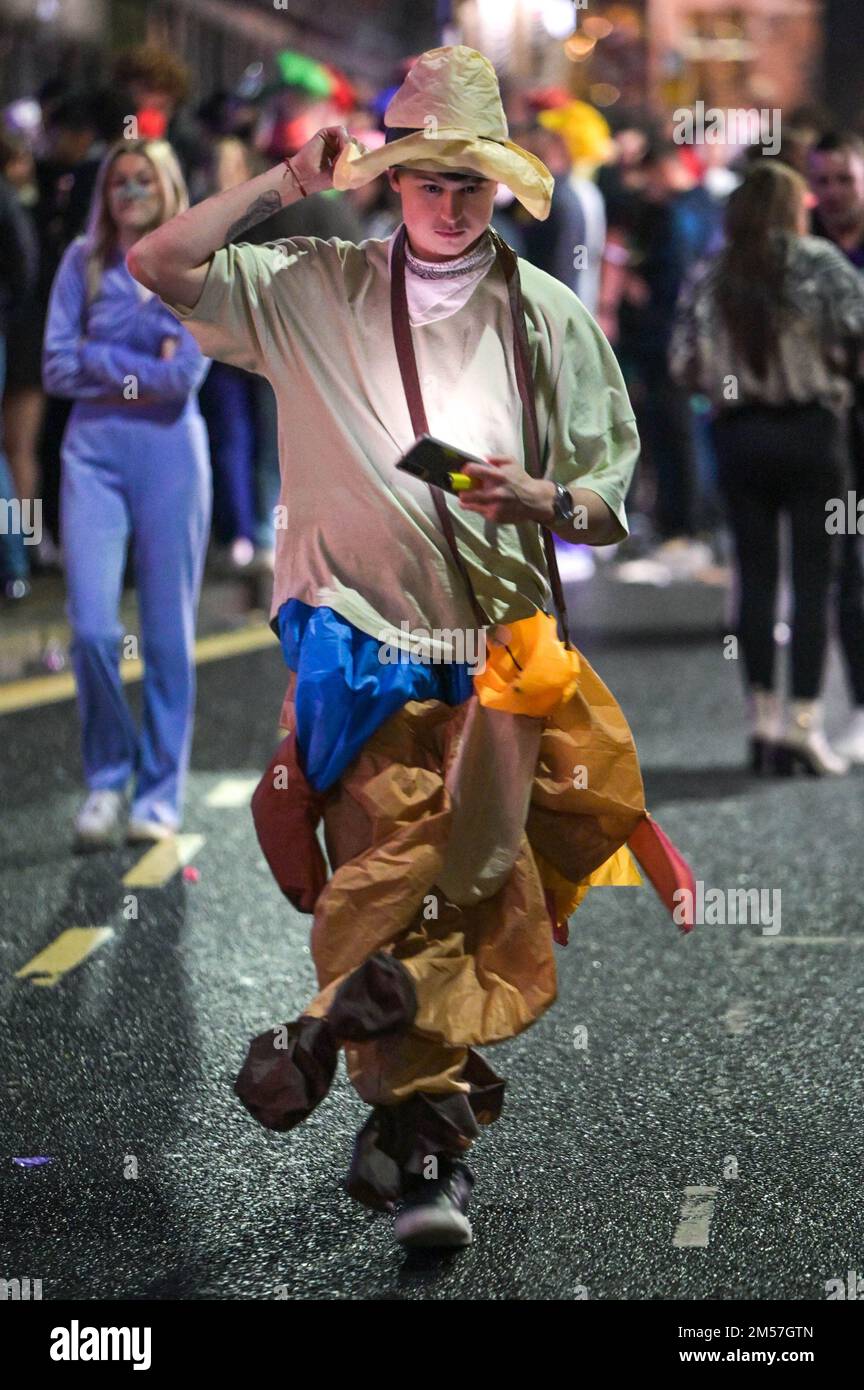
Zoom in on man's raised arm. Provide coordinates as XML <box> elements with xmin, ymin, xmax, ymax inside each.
<box><xmin>127</xmin><ymin>126</ymin><xmax>352</xmax><ymax>310</ymax></box>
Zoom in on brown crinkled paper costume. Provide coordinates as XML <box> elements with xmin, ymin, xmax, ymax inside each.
<box><xmin>234</xmin><ymin>650</ymin><xmax>683</xmax><ymax>1211</ymax></box>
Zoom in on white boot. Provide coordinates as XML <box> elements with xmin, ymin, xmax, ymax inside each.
<box><xmin>833</xmin><ymin>708</ymin><xmax>864</xmax><ymax>764</ymax></box>
<box><xmin>777</xmin><ymin>699</ymin><xmax>849</xmax><ymax>776</ymax></box>
<box><xmin>74</xmin><ymin>790</ymin><xmax>125</xmax><ymax>847</ymax></box>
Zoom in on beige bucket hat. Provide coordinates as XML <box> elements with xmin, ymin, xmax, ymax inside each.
<box><xmin>332</xmin><ymin>45</ymin><xmax>553</xmax><ymax>220</ymax></box>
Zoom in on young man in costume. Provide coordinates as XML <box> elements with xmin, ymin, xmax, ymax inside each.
<box><xmin>130</xmin><ymin>47</ymin><xmax>692</xmax><ymax>1249</ymax></box>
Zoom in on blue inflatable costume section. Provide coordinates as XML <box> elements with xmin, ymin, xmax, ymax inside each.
<box><xmin>277</xmin><ymin>599</ymin><xmax>475</xmax><ymax>792</ymax></box>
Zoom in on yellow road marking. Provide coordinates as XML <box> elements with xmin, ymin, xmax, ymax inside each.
<box><xmin>0</xmin><ymin>624</ymin><xmax>275</xmax><ymax>716</ymax></box>
<box><xmin>15</xmin><ymin>927</ymin><xmax>115</xmax><ymax>987</ymax></box>
<box><xmin>204</xmin><ymin>777</ymin><xmax>259</xmax><ymax>808</ymax></box>
<box><xmin>122</xmin><ymin>834</ymin><xmax>205</xmax><ymax>888</ymax></box>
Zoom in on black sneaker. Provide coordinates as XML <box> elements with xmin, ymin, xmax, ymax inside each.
<box><xmin>394</xmin><ymin>1158</ymin><xmax>474</xmax><ymax>1249</ymax></box>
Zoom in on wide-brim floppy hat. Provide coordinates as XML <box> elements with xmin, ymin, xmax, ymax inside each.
<box><xmin>332</xmin><ymin>45</ymin><xmax>554</xmax><ymax>220</ymax></box>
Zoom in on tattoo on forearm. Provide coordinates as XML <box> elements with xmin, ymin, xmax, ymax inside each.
<box><xmin>224</xmin><ymin>191</ymin><xmax>282</xmax><ymax>245</ymax></box>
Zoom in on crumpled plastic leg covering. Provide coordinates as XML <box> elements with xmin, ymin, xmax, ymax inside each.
<box><xmin>326</xmin><ymin>952</ymin><xmax>418</xmax><ymax>1041</ymax></box>
<box><xmin>234</xmin><ymin>1016</ymin><xmax>339</xmax><ymax>1132</ymax></box>
<box><xmin>234</xmin><ymin>954</ymin><xmax>419</xmax><ymax>1131</ymax></box>
<box><xmin>343</xmin><ymin>1048</ymin><xmax>506</xmax><ymax>1210</ymax></box>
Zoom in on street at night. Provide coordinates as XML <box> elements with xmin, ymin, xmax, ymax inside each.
<box><xmin>3</xmin><ymin>576</ymin><xmax>862</xmax><ymax>1303</ymax></box>
<box><xmin>2</xmin><ymin>0</ymin><xmax>864</xmax><ymax>1354</ymax></box>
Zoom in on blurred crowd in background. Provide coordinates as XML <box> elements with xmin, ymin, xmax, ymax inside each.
<box><xmin>1</xmin><ymin>40</ymin><xmax>864</xmax><ymax>599</ymax></box>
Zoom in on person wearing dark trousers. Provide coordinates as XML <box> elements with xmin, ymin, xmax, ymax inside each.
<box><xmin>671</xmin><ymin>160</ymin><xmax>864</xmax><ymax>775</ymax></box>
<box><xmin>809</xmin><ymin>131</ymin><xmax>864</xmax><ymax>761</ymax></box>
<box><xmin>0</xmin><ymin>133</ymin><xmax>45</xmax><ymax>566</ymax></box>
<box><xmin>34</xmin><ymin>94</ymin><xmax>102</xmax><ymax>552</ymax></box>
<box><xmin>711</xmin><ymin>402</ymin><xmax>848</xmax><ymax>769</ymax></box>
<box><xmin>614</xmin><ymin>143</ymin><xmax>723</xmax><ymax>546</ymax></box>
<box><xmin>0</xmin><ymin>168</ymin><xmax>39</xmax><ymax>600</ymax></box>
<box><xmin>198</xmin><ymin>362</ymin><xmax>258</xmax><ymax>566</ymax></box>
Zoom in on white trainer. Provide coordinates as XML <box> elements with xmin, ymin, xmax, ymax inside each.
<box><xmin>833</xmin><ymin>710</ymin><xmax>864</xmax><ymax>765</ymax></box>
<box><xmin>74</xmin><ymin>790</ymin><xmax>125</xmax><ymax>847</ymax></box>
<box><xmin>126</xmin><ymin>818</ymin><xmax>177</xmax><ymax>844</ymax></box>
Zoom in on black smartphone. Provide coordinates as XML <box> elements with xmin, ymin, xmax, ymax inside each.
<box><xmin>395</xmin><ymin>433</ymin><xmax>485</xmax><ymax>493</ymax></box>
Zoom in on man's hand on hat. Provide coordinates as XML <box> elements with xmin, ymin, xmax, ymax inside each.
<box><xmin>288</xmin><ymin>126</ymin><xmax>362</xmax><ymax>195</ymax></box>
<box><xmin>457</xmin><ymin>457</ymin><xmax>556</xmax><ymax>525</ymax></box>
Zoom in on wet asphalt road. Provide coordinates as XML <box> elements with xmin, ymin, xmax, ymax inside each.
<box><xmin>2</xmin><ymin>579</ymin><xmax>863</xmax><ymax>1301</ymax></box>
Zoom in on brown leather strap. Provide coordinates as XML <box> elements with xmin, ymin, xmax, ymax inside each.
<box><xmin>390</xmin><ymin>225</ymin><xmax>493</xmax><ymax>633</ymax></box>
<box><xmin>390</xmin><ymin>222</ymin><xmax>572</xmax><ymax>649</ymax></box>
<box><xmin>489</xmin><ymin>229</ymin><xmax>573</xmax><ymax>648</ymax></box>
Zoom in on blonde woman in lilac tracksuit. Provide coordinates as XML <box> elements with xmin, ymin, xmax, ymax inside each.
<box><xmin>43</xmin><ymin>139</ymin><xmax>211</xmax><ymax>847</ymax></box>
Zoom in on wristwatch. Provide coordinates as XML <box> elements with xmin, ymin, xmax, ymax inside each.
<box><xmin>551</xmin><ymin>482</ymin><xmax>575</xmax><ymax>525</ymax></box>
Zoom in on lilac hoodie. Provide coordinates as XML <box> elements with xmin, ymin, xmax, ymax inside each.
<box><xmin>43</xmin><ymin>236</ymin><xmax>209</xmax><ymax>410</ymax></box>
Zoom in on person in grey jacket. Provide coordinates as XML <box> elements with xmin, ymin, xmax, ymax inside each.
<box><xmin>671</xmin><ymin>160</ymin><xmax>864</xmax><ymax>776</ymax></box>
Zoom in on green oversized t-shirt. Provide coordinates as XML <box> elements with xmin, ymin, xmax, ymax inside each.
<box><xmin>166</xmin><ymin>233</ymin><xmax>639</xmax><ymax>654</ymax></box>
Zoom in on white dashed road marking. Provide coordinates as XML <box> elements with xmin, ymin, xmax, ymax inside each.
<box><xmin>673</xmin><ymin>1186</ymin><xmax>719</xmax><ymax>1248</ymax></box>
<box><xmin>745</xmin><ymin>935</ymin><xmax>864</xmax><ymax>946</ymax></box>
<box><xmin>204</xmin><ymin>778</ymin><xmax>258</xmax><ymax>808</ymax></box>
<box><xmin>721</xmin><ymin>1000</ymin><xmax>755</xmax><ymax>1036</ymax></box>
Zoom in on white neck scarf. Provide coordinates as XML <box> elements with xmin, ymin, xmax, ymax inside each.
<box><xmin>387</xmin><ymin>226</ymin><xmax>497</xmax><ymax>327</ymax></box>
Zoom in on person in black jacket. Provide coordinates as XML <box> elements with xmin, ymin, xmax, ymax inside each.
<box><xmin>0</xmin><ymin>132</ymin><xmax>44</xmax><ymax>554</ymax></box>
<box><xmin>0</xmin><ymin>169</ymin><xmax>39</xmax><ymax>599</ymax></box>
<box><xmin>111</xmin><ymin>46</ymin><xmax>212</xmax><ymax>203</ymax></box>
<box><xmin>809</xmin><ymin>132</ymin><xmax>864</xmax><ymax>763</ymax></box>
<box><xmin>34</xmin><ymin>93</ymin><xmax>102</xmax><ymax>551</ymax></box>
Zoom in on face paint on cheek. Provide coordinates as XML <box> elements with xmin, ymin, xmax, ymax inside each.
<box><xmin>112</xmin><ymin>178</ymin><xmax>157</xmax><ymax>204</ymax></box>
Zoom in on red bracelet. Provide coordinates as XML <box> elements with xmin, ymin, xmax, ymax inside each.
<box><xmin>283</xmin><ymin>157</ymin><xmax>308</xmax><ymax>197</ymax></box>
